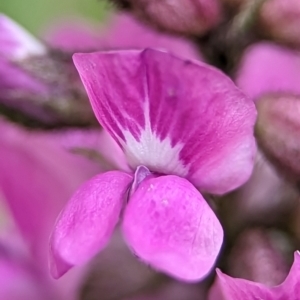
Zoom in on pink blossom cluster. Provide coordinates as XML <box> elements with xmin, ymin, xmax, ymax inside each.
<box><xmin>0</xmin><ymin>1</ymin><xmax>300</xmax><ymax>299</ymax></box>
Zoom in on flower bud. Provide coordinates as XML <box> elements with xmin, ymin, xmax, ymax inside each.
<box><xmin>121</xmin><ymin>0</ymin><xmax>223</xmax><ymax>36</ymax></box>
<box><xmin>259</xmin><ymin>0</ymin><xmax>300</xmax><ymax>48</ymax></box>
<box><xmin>255</xmin><ymin>93</ymin><xmax>300</xmax><ymax>183</ymax></box>
<box><xmin>226</xmin><ymin>228</ymin><xmax>291</xmax><ymax>286</ymax></box>
<box><xmin>0</xmin><ymin>14</ymin><xmax>45</xmax><ymax>60</ymax></box>
<box><xmin>0</xmin><ymin>14</ymin><xmax>48</xmax><ymax>95</ymax></box>
<box><xmin>0</xmin><ymin>15</ymin><xmax>96</xmax><ymax>129</ymax></box>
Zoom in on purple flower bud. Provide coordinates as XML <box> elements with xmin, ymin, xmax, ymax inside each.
<box><xmin>259</xmin><ymin>0</ymin><xmax>300</xmax><ymax>47</ymax></box>
<box><xmin>121</xmin><ymin>0</ymin><xmax>223</xmax><ymax>35</ymax></box>
<box><xmin>0</xmin><ymin>14</ymin><xmax>46</xmax><ymax>61</ymax></box>
<box><xmin>226</xmin><ymin>228</ymin><xmax>290</xmax><ymax>286</ymax></box>
<box><xmin>0</xmin><ymin>14</ymin><xmax>48</xmax><ymax>95</ymax></box>
<box><xmin>0</xmin><ymin>15</ymin><xmax>96</xmax><ymax>128</ymax></box>
<box><xmin>256</xmin><ymin>93</ymin><xmax>300</xmax><ymax>183</ymax></box>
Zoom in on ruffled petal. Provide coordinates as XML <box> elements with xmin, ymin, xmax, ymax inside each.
<box><xmin>122</xmin><ymin>175</ymin><xmax>223</xmax><ymax>282</ymax></box>
<box><xmin>0</xmin><ymin>14</ymin><xmax>45</xmax><ymax>60</ymax></box>
<box><xmin>208</xmin><ymin>269</ymin><xmax>274</xmax><ymax>300</ymax></box>
<box><xmin>73</xmin><ymin>49</ymin><xmax>256</xmax><ymax>194</ymax></box>
<box><xmin>208</xmin><ymin>252</ymin><xmax>300</xmax><ymax>300</ymax></box>
<box><xmin>49</xmin><ymin>171</ymin><xmax>133</xmax><ymax>278</ymax></box>
<box><xmin>278</xmin><ymin>252</ymin><xmax>300</xmax><ymax>298</ymax></box>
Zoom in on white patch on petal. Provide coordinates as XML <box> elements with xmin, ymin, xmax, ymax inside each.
<box><xmin>0</xmin><ymin>14</ymin><xmax>46</xmax><ymax>60</ymax></box>
<box><xmin>118</xmin><ymin>77</ymin><xmax>189</xmax><ymax>176</ymax></box>
<box><xmin>122</xmin><ymin>127</ymin><xmax>188</xmax><ymax>176</ymax></box>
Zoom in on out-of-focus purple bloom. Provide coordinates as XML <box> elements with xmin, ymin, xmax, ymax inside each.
<box><xmin>0</xmin><ymin>15</ymin><xmax>64</xmax><ymax>125</ymax></box>
<box><xmin>0</xmin><ymin>236</ymin><xmax>58</xmax><ymax>300</ymax></box>
<box><xmin>0</xmin><ymin>119</ymin><xmax>99</xmax><ymax>261</ymax></box>
<box><xmin>0</xmin><ymin>14</ymin><xmax>48</xmax><ymax>95</ymax></box>
<box><xmin>255</xmin><ymin>93</ymin><xmax>300</xmax><ymax>181</ymax></box>
<box><xmin>46</xmin><ymin>13</ymin><xmax>202</xmax><ymax>61</ymax></box>
<box><xmin>121</xmin><ymin>0</ymin><xmax>223</xmax><ymax>35</ymax></box>
<box><xmin>208</xmin><ymin>251</ymin><xmax>300</xmax><ymax>300</ymax></box>
<box><xmin>0</xmin><ymin>14</ymin><xmax>45</xmax><ymax>60</ymax></box>
<box><xmin>236</xmin><ymin>42</ymin><xmax>300</xmax><ymax>101</ymax></box>
<box><xmin>0</xmin><ymin>197</ymin><xmax>64</xmax><ymax>300</ymax></box>
<box><xmin>0</xmin><ymin>118</ymin><xmax>102</xmax><ymax>299</ymax></box>
<box><xmin>225</xmin><ymin>228</ymin><xmax>290</xmax><ymax>287</ymax></box>
<box><xmin>50</xmin><ymin>49</ymin><xmax>256</xmax><ymax>282</ymax></box>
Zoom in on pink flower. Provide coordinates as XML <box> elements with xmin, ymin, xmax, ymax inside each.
<box><xmin>208</xmin><ymin>251</ymin><xmax>300</xmax><ymax>300</ymax></box>
<box><xmin>50</xmin><ymin>49</ymin><xmax>256</xmax><ymax>282</ymax></box>
<box><xmin>0</xmin><ymin>14</ymin><xmax>98</xmax><ymax>128</ymax></box>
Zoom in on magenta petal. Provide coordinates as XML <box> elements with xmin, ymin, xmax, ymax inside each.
<box><xmin>0</xmin><ymin>14</ymin><xmax>45</xmax><ymax>60</ymax></box>
<box><xmin>73</xmin><ymin>49</ymin><xmax>256</xmax><ymax>194</ymax></box>
<box><xmin>49</xmin><ymin>171</ymin><xmax>133</xmax><ymax>278</ymax></box>
<box><xmin>208</xmin><ymin>252</ymin><xmax>300</xmax><ymax>300</ymax></box>
<box><xmin>0</xmin><ymin>240</ymin><xmax>57</xmax><ymax>300</ymax></box>
<box><xmin>122</xmin><ymin>175</ymin><xmax>223</xmax><ymax>281</ymax></box>
<box><xmin>278</xmin><ymin>252</ymin><xmax>300</xmax><ymax>298</ymax></box>
<box><xmin>209</xmin><ymin>270</ymin><xmax>274</xmax><ymax>300</ymax></box>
